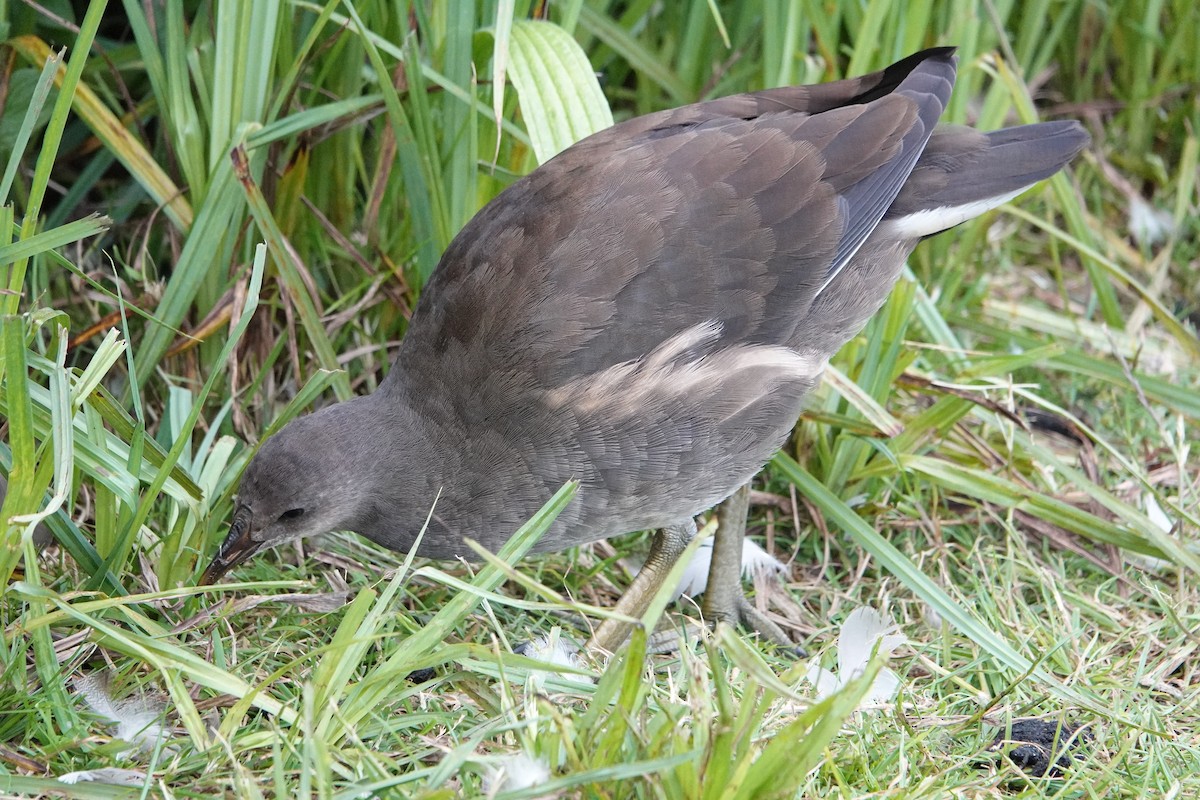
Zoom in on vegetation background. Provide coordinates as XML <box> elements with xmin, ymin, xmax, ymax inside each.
<box><xmin>0</xmin><ymin>0</ymin><xmax>1197</xmax><ymax>796</ymax></box>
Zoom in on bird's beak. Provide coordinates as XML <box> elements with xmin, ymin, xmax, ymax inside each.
<box><xmin>200</xmin><ymin>505</ymin><xmax>258</xmax><ymax>584</ymax></box>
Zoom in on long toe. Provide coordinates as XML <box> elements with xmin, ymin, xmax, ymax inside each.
<box><xmin>734</xmin><ymin>596</ymin><xmax>806</xmax><ymax>657</ymax></box>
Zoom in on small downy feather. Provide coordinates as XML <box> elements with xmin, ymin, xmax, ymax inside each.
<box><xmin>483</xmin><ymin>751</ymin><xmax>552</xmax><ymax>794</ymax></box>
<box><xmin>805</xmin><ymin>607</ymin><xmax>907</xmax><ymax>706</ymax></box>
<box><xmin>512</xmin><ymin>630</ymin><xmax>593</xmax><ymax>691</ymax></box>
<box><xmin>74</xmin><ymin>672</ymin><xmax>171</xmax><ymax>755</ymax></box>
<box><xmin>58</xmin><ymin>768</ymin><xmax>148</xmax><ymax>786</ymax></box>
<box><xmin>513</xmin><ymin>633</ymin><xmax>582</xmax><ymax>669</ymax></box>
<box><xmin>673</xmin><ymin>536</ymin><xmax>787</xmax><ymax>599</ymax></box>
<box><xmin>1126</xmin><ymin>493</ymin><xmax>1176</xmax><ymax>573</ymax></box>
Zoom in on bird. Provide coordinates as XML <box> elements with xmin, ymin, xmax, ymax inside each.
<box><xmin>201</xmin><ymin>47</ymin><xmax>1088</xmax><ymax>651</ymax></box>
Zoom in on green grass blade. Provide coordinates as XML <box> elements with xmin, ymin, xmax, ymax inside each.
<box><xmin>772</xmin><ymin>451</ymin><xmax>1114</xmax><ymax>718</ymax></box>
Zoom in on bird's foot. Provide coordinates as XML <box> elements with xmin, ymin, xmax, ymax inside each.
<box><xmin>714</xmin><ymin>592</ymin><xmax>806</xmax><ymax>657</ymax></box>
<box><xmin>694</xmin><ymin>483</ymin><xmax>806</xmax><ymax>655</ymax></box>
<box><xmin>641</xmin><ymin>594</ymin><xmax>805</xmax><ymax>657</ymax></box>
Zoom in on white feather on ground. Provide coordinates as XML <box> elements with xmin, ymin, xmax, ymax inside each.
<box><xmin>74</xmin><ymin>673</ymin><xmax>170</xmax><ymax>755</ymax></box>
<box><xmin>483</xmin><ymin>752</ymin><xmax>551</xmax><ymax>794</ymax></box>
<box><xmin>513</xmin><ymin>634</ymin><xmax>581</xmax><ymax>670</ymax></box>
<box><xmin>672</xmin><ymin>537</ymin><xmax>787</xmax><ymax>599</ymax></box>
<box><xmin>58</xmin><ymin>768</ymin><xmax>148</xmax><ymax>786</ymax></box>
<box><xmin>1127</xmin><ymin>195</ymin><xmax>1176</xmax><ymax>247</ymax></box>
<box><xmin>513</xmin><ymin>630</ymin><xmax>593</xmax><ymax>690</ymax></box>
<box><xmin>805</xmin><ymin>607</ymin><xmax>907</xmax><ymax>706</ymax></box>
<box><xmin>1126</xmin><ymin>493</ymin><xmax>1176</xmax><ymax>572</ymax></box>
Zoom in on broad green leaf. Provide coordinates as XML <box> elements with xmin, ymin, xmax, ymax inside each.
<box><xmin>507</xmin><ymin>20</ymin><xmax>614</xmax><ymax>162</ymax></box>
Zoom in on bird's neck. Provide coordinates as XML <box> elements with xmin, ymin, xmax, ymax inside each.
<box><xmin>333</xmin><ymin>385</ymin><xmax>460</xmax><ymax>552</ymax></box>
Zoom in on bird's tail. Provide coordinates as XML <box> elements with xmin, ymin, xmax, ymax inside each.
<box><xmin>882</xmin><ymin>120</ymin><xmax>1089</xmax><ymax>239</ymax></box>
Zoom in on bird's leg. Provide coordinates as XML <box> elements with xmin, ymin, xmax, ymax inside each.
<box><xmin>701</xmin><ymin>484</ymin><xmax>750</xmax><ymax>627</ymax></box>
<box><xmin>587</xmin><ymin>519</ymin><xmax>695</xmax><ymax>653</ymax></box>
<box><xmin>702</xmin><ymin>484</ymin><xmax>794</xmax><ymax>648</ymax></box>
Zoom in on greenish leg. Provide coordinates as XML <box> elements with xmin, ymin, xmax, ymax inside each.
<box><xmin>588</xmin><ymin>484</ymin><xmax>796</xmax><ymax>654</ymax></box>
<box><xmin>703</xmin><ymin>484</ymin><xmax>794</xmax><ymax>648</ymax></box>
<box><xmin>587</xmin><ymin>519</ymin><xmax>695</xmax><ymax>654</ymax></box>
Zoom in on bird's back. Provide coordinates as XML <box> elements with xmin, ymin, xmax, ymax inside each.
<box><xmin>396</xmin><ymin>49</ymin><xmax>959</xmax><ymax>389</ymax></box>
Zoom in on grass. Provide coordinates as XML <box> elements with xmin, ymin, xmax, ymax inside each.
<box><xmin>1</xmin><ymin>0</ymin><xmax>1198</xmax><ymax>796</ymax></box>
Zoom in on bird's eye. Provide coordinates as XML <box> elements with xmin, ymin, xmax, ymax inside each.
<box><xmin>279</xmin><ymin>508</ymin><xmax>305</xmax><ymax>522</ymax></box>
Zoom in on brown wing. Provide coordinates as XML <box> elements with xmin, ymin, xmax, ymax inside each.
<box><xmin>393</xmin><ymin>49</ymin><xmax>956</xmax><ymax>401</ymax></box>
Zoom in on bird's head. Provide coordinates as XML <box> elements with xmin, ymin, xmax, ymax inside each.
<box><xmin>200</xmin><ymin>400</ymin><xmax>378</xmax><ymax>584</ymax></box>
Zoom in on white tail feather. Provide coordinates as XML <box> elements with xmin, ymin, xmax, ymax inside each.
<box><xmin>884</xmin><ymin>186</ymin><xmax>1029</xmax><ymax>239</ymax></box>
